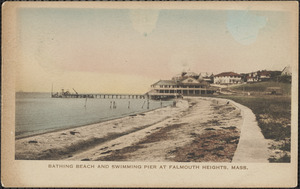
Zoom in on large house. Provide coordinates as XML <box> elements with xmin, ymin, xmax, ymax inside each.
<box><xmin>257</xmin><ymin>70</ymin><xmax>272</xmax><ymax>81</ymax></box>
<box><xmin>213</xmin><ymin>72</ymin><xmax>243</xmax><ymax>84</ymax></box>
<box><xmin>148</xmin><ymin>72</ymin><xmax>217</xmax><ymax>99</ymax></box>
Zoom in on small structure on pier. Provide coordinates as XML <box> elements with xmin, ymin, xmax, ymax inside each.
<box><xmin>51</xmin><ymin>89</ymin><xmax>78</xmax><ymax>98</ymax></box>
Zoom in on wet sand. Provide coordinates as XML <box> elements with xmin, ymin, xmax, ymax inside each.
<box><xmin>16</xmin><ymin>97</ymin><xmax>243</xmax><ymax>162</ymax></box>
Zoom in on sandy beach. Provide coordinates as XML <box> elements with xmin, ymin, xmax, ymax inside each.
<box><xmin>16</xmin><ymin>97</ymin><xmax>244</xmax><ymax>162</ymax></box>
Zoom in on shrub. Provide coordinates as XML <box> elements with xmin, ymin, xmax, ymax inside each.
<box><xmin>269</xmin><ymin>154</ymin><xmax>290</xmax><ymax>163</ymax></box>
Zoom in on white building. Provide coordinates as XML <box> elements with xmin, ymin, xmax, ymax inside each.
<box><xmin>214</xmin><ymin>72</ymin><xmax>242</xmax><ymax>84</ymax></box>
<box><xmin>148</xmin><ymin>73</ymin><xmax>217</xmax><ymax>99</ymax></box>
<box><xmin>246</xmin><ymin>72</ymin><xmax>259</xmax><ymax>83</ymax></box>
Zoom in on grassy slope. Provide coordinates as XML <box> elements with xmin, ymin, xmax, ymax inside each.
<box><xmin>218</xmin><ymin>95</ymin><xmax>291</xmax><ymax>140</ymax></box>
<box><xmin>216</xmin><ymin>81</ymin><xmax>292</xmax><ymax>162</ymax></box>
<box><xmin>231</xmin><ymin>81</ymin><xmax>291</xmax><ymax>95</ymax></box>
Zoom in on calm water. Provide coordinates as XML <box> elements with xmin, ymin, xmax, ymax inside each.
<box><xmin>15</xmin><ymin>92</ymin><xmax>172</xmax><ymax>138</ymax></box>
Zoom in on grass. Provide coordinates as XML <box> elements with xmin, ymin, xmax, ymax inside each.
<box><xmin>217</xmin><ymin>95</ymin><xmax>291</xmax><ymax>141</ymax></box>
<box><xmin>230</xmin><ymin>81</ymin><xmax>291</xmax><ymax>95</ymax></box>
<box><xmin>214</xmin><ymin>81</ymin><xmax>292</xmax><ymax>162</ymax></box>
<box><xmin>269</xmin><ymin>154</ymin><xmax>290</xmax><ymax>163</ymax></box>
<box><xmin>279</xmin><ymin>140</ymin><xmax>291</xmax><ymax>152</ymax></box>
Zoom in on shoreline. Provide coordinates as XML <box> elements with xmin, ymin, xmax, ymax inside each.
<box><xmin>15</xmin><ymin>103</ymin><xmax>174</xmax><ymax>140</ymax></box>
<box><xmin>15</xmin><ymin>99</ymin><xmax>189</xmax><ymax>160</ymax></box>
<box><xmin>15</xmin><ymin>96</ymin><xmax>270</xmax><ymax>162</ymax></box>
<box><xmin>16</xmin><ymin>97</ymin><xmax>247</xmax><ymax>162</ymax></box>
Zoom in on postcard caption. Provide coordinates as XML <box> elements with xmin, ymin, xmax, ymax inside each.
<box><xmin>48</xmin><ymin>163</ymin><xmax>248</xmax><ymax>170</ymax></box>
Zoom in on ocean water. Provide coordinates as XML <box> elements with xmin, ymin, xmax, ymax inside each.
<box><xmin>15</xmin><ymin>92</ymin><xmax>172</xmax><ymax>138</ymax></box>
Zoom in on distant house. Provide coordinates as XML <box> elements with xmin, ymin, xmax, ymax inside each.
<box><xmin>246</xmin><ymin>76</ymin><xmax>258</xmax><ymax>83</ymax></box>
<box><xmin>199</xmin><ymin>72</ymin><xmax>214</xmax><ymax>83</ymax></box>
<box><xmin>281</xmin><ymin>66</ymin><xmax>292</xmax><ymax>76</ymax></box>
<box><xmin>213</xmin><ymin>72</ymin><xmax>242</xmax><ymax>84</ymax></box>
<box><xmin>182</xmin><ymin>71</ymin><xmax>199</xmax><ymax>79</ymax></box>
<box><xmin>243</xmin><ymin>70</ymin><xmax>282</xmax><ymax>83</ymax></box>
<box><xmin>245</xmin><ymin>72</ymin><xmax>259</xmax><ymax>83</ymax></box>
<box><xmin>148</xmin><ymin>72</ymin><xmax>217</xmax><ymax>99</ymax></box>
<box><xmin>257</xmin><ymin>70</ymin><xmax>272</xmax><ymax>81</ymax></box>
<box><xmin>172</xmin><ymin>71</ymin><xmax>199</xmax><ymax>81</ymax></box>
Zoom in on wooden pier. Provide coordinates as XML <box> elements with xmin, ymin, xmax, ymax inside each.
<box><xmin>52</xmin><ymin>92</ymin><xmax>148</xmax><ymax>99</ymax></box>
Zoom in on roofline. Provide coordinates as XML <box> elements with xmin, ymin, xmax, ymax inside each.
<box><xmin>214</xmin><ymin>72</ymin><xmax>242</xmax><ymax>77</ymax></box>
<box><xmin>151</xmin><ymin>80</ymin><xmax>177</xmax><ymax>86</ymax></box>
<box><xmin>151</xmin><ymin>79</ymin><xmax>162</xmax><ymax>86</ymax></box>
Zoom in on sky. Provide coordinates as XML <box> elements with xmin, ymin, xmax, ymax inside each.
<box><xmin>15</xmin><ymin>8</ymin><xmax>294</xmax><ymax>93</ymax></box>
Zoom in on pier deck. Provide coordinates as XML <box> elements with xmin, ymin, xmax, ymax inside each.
<box><xmin>51</xmin><ymin>93</ymin><xmax>148</xmax><ymax>99</ymax></box>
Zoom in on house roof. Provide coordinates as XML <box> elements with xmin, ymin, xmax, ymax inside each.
<box><xmin>258</xmin><ymin>71</ymin><xmax>271</xmax><ymax>76</ymax></box>
<box><xmin>151</xmin><ymin>80</ymin><xmax>177</xmax><ymax>86</ymax></box>
<box><xmin>179</xmin><ymin>79</ymin><xmax>209</xmax><ymax>86</ymax></box>
<box><xmin>199</xmin><ymin>72</ymin><xmax>214</xmax><ymax>77</ymax></box>
<box><xmin>214</xmin><ymin>72</ymin><xmax>241</xmax><ymax>77</ymax></box>
<box><xmin>151</xmin><ymin>79</ymin><xmax>209</xmax><ymax>87</ymax></box>
<box><xmin>181</xmin><ymin>77</ymin><xmax>200</xmax><ymax>83</ymax></box>
<box><xmin>184</xmin><ymin>71</ymin><xmax>199</xmax><ymax>77</ymax></box>
<box><xmin>180</xmin><ymin>82</ymin><xmax>207</xmax><ymax>86</ymax></box>
<box><xmin>282</xmin><ymin>66</ymin><xmax>292</xmax><ymax>74</ymax></box>
<box><xmin>172</xmin><ymin>73</ymin><xmax>182</xmax><ymax>78</ymax></box>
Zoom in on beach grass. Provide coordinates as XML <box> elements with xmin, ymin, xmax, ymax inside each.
<box><xmin>215</xmin><ymin>81</ymin><xmax>291</xmax><ymax>162</ymax></box>
<box><xmin>217</xmin><ymin>95</ymin><xmax>291</xmax><ymax>141</ymax></box>
<box><xmin>230</xmin><ymin>81</ymin><xmax>291</xmax><ymax>95</ymax></box>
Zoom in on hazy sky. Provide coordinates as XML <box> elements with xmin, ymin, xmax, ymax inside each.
<box><xmin>16</xmin><ymin>8</ymin><xmax>294</xmax><ymax>93</ymax></box>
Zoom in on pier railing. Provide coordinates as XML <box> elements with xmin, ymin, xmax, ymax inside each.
<box><xmin>51</xmin><ymin>93</ymin><xmax>148</xmax><ymax>99</ymax></box>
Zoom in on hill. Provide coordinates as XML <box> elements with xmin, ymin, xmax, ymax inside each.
<box><xmin>230</xmin><ymin>81</ymin><xmax>291</xmax><ymax>95</ymax></box>
<box><xmin>216</xmin><ymin>81</ymin><xmax>291</xmax><ymax>163</ymax></box>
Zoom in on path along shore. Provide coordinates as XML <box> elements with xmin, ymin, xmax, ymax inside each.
<box><xmin>15</xmin><ymin>97</ymin><xmax>268</xmax><ymax>162</ymax></box>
